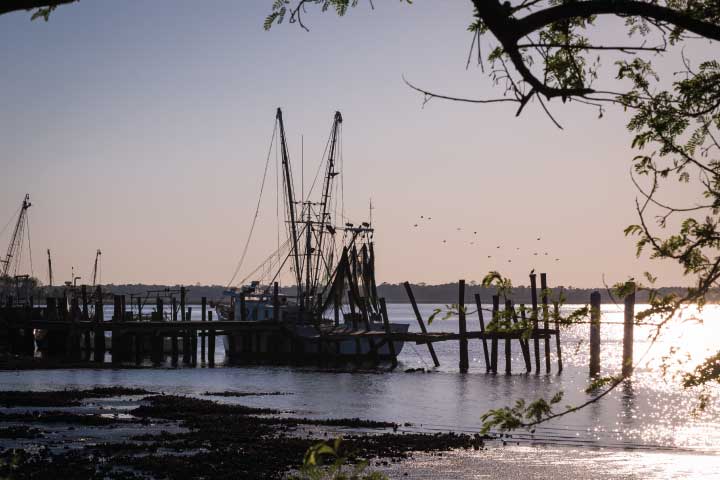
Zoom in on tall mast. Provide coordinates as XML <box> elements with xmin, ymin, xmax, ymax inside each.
<box><xmin>311</xmin><ymin>111</ymin><xmax>342</xmax><ymax>300</ymax></box>
<box><xmin>91</xmin><ymin>249</ymin><xmax>102</xmax><ymax>287</ymax></box>
<box><xmin>1</xmin><ymin>194</ymin><xmax>31</xmax><ymax>278</ymax></box>
<box><xmin>276</xmin><ymin>108</ymin><xmax>303</xmax><ymax>300</ymax></box>
<box><xmin>47</xmin><ymin>249</ymin><xmax>53</xmax><ymax>287</ymax></box>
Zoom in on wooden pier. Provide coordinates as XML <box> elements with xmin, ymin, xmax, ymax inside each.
<box><xmin>0</xmin><ymin>273</ymin><xmax>638</xmax><ymax>374</ymax></box>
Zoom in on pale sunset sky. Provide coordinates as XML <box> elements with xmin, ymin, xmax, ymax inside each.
<box><xmin>1</xmin><ymin>1</ymin><xmax>714</xmax><ymax>287</ymax></box>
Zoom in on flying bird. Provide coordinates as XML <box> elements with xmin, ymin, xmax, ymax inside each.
<box><xmin>496</xmin><ymin>245</ymin><xmax>501</xmax><ymax>249</ymax></box>
<box><xmin>414</xmin><ymin>224</ymin><xmax>418</xmax><ymax>227</ymax></box>
<box><xmin>537</xmin><ymin>237</ymin><xmax>541</xmax><ymax>241</ymax></box>
<box><xmin>420</xmin><ymin>215</ymin><xmax>424</xmax><ymax>219</ymax></box>
<box><xmin>533</xmin><ymin>252</ymin><xmax>538</xmax><ymax>256</ymax></box>
<box><xmin>555</xmin><ymin>258</ymin><xmax>560</xmax><ymax>261</ymax></box>
<box><xmin>474</xmin><ymin>231</ymin><xmax>477</xmax><ymax>235</ymax></box>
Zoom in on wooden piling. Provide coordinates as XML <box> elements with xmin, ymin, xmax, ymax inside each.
<box><xmin>458</xmin><ymin>280</ymin><xmax>469</xmax><ymax>373</ymax></box>
<box><xmin>540</xmin><ymin>273</ymin><xmax>551</xmax><ymax>374</ymax></box>
<box><xmin>553</xmin><ymin>301</ymin><xmax>563</xmax><ymax>373</ymax></box>
<box><xmin>589</xmin><ymin>291</ymin><xmax>601</xmax><ymax>377</ymax></box>
<box><xmin>208</xmin><ymin>327</ymin><xmax>216</xmax><ymax>368</ymax></box>
<box><xmin>474</xmin><ymin>294</ymin><xmax>491</xmax><ymax>373</ymax></box>
<box><xmin>201</xmin><ymin>297</ymin><xmax>207</xmax><ymax>363</ymax></box>
<box><xmin>93</xmin><ymin>287</ymin><xmax>104</xmax><ymax>363</ymax></box>
<box><xmin>623</xmin><ymin>284</ymin><xmax>635</xmax><ymax>377</ymax></box>
<box><xmin>111</xmin><ymin>295</ymin><xmax>121</xmax><ymax>365</ymax></box>
<box><xmin>81</xmin><ymin>285</ymin><xmax>89</xmax><ymax>320</ymax></box>
<box><xmin>516</xmin><ymin>305</ymin><xmax>532</xmax><ymax>373</ymax></box>
<box><xmin>504</xmin><ymin>300</ymin><xmax>512</xmax><ymax>375</ymax></box>
<box><xmin>171</xmin><ymin>297</ymin><xmax>179</xmax><ymax>367</ymax></box>
<box><xmin>189</xmin><ymin>307</ymin><xmax>197</xmax><ymax>366</ymax></box>
<box><xmin>491</xmin><ymin>295</ymin><xmax>499</xmax><ymax>374</ymax></box>
<box><xmin>404</xmin><ymin>282</ymin><xmax>439</xmax><ymax>367</ymax></box>
<box><xmin>152</xmin><ymin>297</ymin><xmax>164</xmax><ymax>365</ymax></box>
<box><xmin>183</xmin><ymin>308</ymin><xmax>192</xmax><ymax>365</ymax></box>
<box><xmin>240</xmin><ymin>294</ymin><xmax>246</xmax><ymax>321</ymax></box>
<box><xmin>530</xmin><ymin>273</ymin><xmax>540</xmax><ymax>374</ymax></box>
<box><xmin>379</xmin><ymin>298</ymin><xmax>397</xmax><ymax>369</ymax></box>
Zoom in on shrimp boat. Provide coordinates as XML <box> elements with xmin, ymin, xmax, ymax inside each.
<box><xmin>216</xmin><ymin>108</ymin><xmax>408</xmax><ymax>365</ymax></box>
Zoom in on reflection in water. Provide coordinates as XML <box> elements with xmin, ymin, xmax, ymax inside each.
<box><xmin>620</xmin><ymin>379</ymin><xmax>635</xmax><ymax>425</ymax></box>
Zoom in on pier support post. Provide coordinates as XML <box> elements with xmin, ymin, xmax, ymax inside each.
<box><xmin>540</xmin><ymin>273</ymin><xmax>551</xmax><ymax>374</ymax></box>
<box><xmin>622</xmin><ymin>284</ymin><xmax>636</xmax><ymax>378</ymax></box>
<box><xmin>474</xmin><ymin>294</ymin><xmax>491</xmax><ymax>373</ymax></box>
<box><xmin>152</xmin><ymin>297</ymin><xmax>164</xmax><ymax>365</ymax></box>
<box><xmin>171</xmin><ymin>298</ymin><xmax>179</xmax><ymax>367</ymax></box>
<box><xmin>530</xmin><ymin>273</ymin><xmax>540</xmax><ymax>374</ymax></box>
<box><xmin>491</xmin><ymin>295</ymin><xmax>499</xmax><ymax>374</ymax></box>
<box><xmin>553</xmin><ymin>301</ymin><xmax>563</xmax><ymax>374</ymax></box>
<box><xmin>93</xmin><ymin>287</ymin><xmax>104</xmax><ymax>363</ymax></box>
<box><xmin>516</xmin><ymin>305</ymin><xmax>532</xmax><ymax>373</ymax></box>
<box><xmin>403</xmin><ymin>282</ymin><xmax>439</xmax><ymax>368</ymax></box>
<box><xmin>188</xmin><ymin>308</ymin><xmax>197</xmax><ymax>367</ymax></box>
<box><xmin>201</xmin><ymin>297</ymin><xmax>207</xmax><ymax>364</ymax></box>
<box><xmin>134</xmin><ymin>297</ymin><xmax>142</xmax><ymax>365</ymax></box>
<box><xmin>208</xmin><ymin>327</ymin><xmax>216</xmax><ymax>368</ymax></box>
<box><xmin>379</xmin><ymin>298</ymin><xmax>397</xmax><ymax>369</ymax></box>
<box><xmin>458</xmin><ymin>280</ymin><xmax>469</xmax><ymax>373</ymax></box>
<box><xmin>111</xmin><ymin>295</ymin><xmax>121</xmax><ymax>365</ymax></box>
<box><xmin>589</xmin><ymin>291</ymin><xmax>601</xmax><ymax>377</ymax></box>
<box><xmin>80</xmin><ymin>285</ymin><xmax>92</xmax><ymax>362</ymax></box>
<box><xmin>504</xmin><ymin>300</ymin><xmax>512</xmax><ymax>375</ymax></box>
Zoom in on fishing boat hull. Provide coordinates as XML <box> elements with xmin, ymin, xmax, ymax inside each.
<box><xmin>219</xmin><ymin>316</ymin><xmax>408</xmax><ymax>365</ymax></box>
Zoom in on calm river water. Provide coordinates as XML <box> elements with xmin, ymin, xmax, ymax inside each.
<box><xmin>2</xmin><ymin>303</ymin><xmax>719</xmax><ymax>478</ymax></box>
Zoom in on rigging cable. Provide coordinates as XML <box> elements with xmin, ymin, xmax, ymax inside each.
<box><xmin>0</xmin><ymin>205</ymin><xmax>22</xmax><ymax>240</ymax></box>
<box><xmin>305</xmin><ymin>118</ymin><xmax>334</xmax><ymax>201</ymax></box>
<box><xmin>226</xmin><ymin>121</ymin><xmax>278</xmax><ymax>288</ymax></box>
<box><xmin>25</xmin><ymin>213</ymin><xmax>33</xmax><ymax>277</ymax></box>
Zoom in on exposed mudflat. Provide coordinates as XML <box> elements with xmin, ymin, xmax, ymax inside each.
<box><xmin>0</xmin><ymin>389</ymin><xmax>485</xmax><ymax>479</ymax></box>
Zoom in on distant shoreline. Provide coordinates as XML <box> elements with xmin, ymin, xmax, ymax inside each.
<box><xmin>83</xmin><ymin>283</ymin><xmax>707</xmax><ymax>305</ymax></box>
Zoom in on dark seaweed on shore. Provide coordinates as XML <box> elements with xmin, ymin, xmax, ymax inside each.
<box><xmin>0</xmin><ymin>392</ymin><xmax>486</xmax><ymax>479</ymax></box>
<box><xmin>0</xmin><ymin>410</ymin><xmax>145</xmax><ymax>426</ymax></box>
<box><xmin>202</xmin><ymin>390</ymin><xmax>292</xmax><ymax>397</ymax></box>
<box><xmin>0</xmin><ymin>426</ymin><xmax>41</xmax><ymax>439</ymax></box>
<box><xmin>0</xmin><ymin>387</ymin><xmax>155</xmax><ymax>407</ymax></box>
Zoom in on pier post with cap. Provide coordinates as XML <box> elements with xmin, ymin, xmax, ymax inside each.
<box><xmin>589</xmin><ymin>291</ymin><xmax>601</xmax><ymax>377</ymax></box>
<box><xmin>622</xmin><ymin>284</ymin><xmax>636</xmax><ymax>377</ymax></box>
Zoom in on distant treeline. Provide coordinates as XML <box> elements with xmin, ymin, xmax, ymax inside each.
<box><xmin>93</xmin><ymin>282</ymin><xmax>716</xmax><ymax>305</ymax></box>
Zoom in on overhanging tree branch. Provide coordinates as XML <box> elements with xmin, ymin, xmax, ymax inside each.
<box><xmin>0</xmin><ymin>0</ymin><xmax>76</xmax><ymax>17</ymax></box>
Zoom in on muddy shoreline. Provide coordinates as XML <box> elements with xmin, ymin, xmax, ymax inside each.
<box><xmin>0</xmin><ymin>388</ymin><xmax>486</xmax><ymax>479</ymax></box>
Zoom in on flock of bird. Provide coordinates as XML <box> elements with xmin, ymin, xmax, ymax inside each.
<box><xmin>412</xmin><ymin>215</ymin><xmax>560</xmax><ymax>263</ymax></box>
